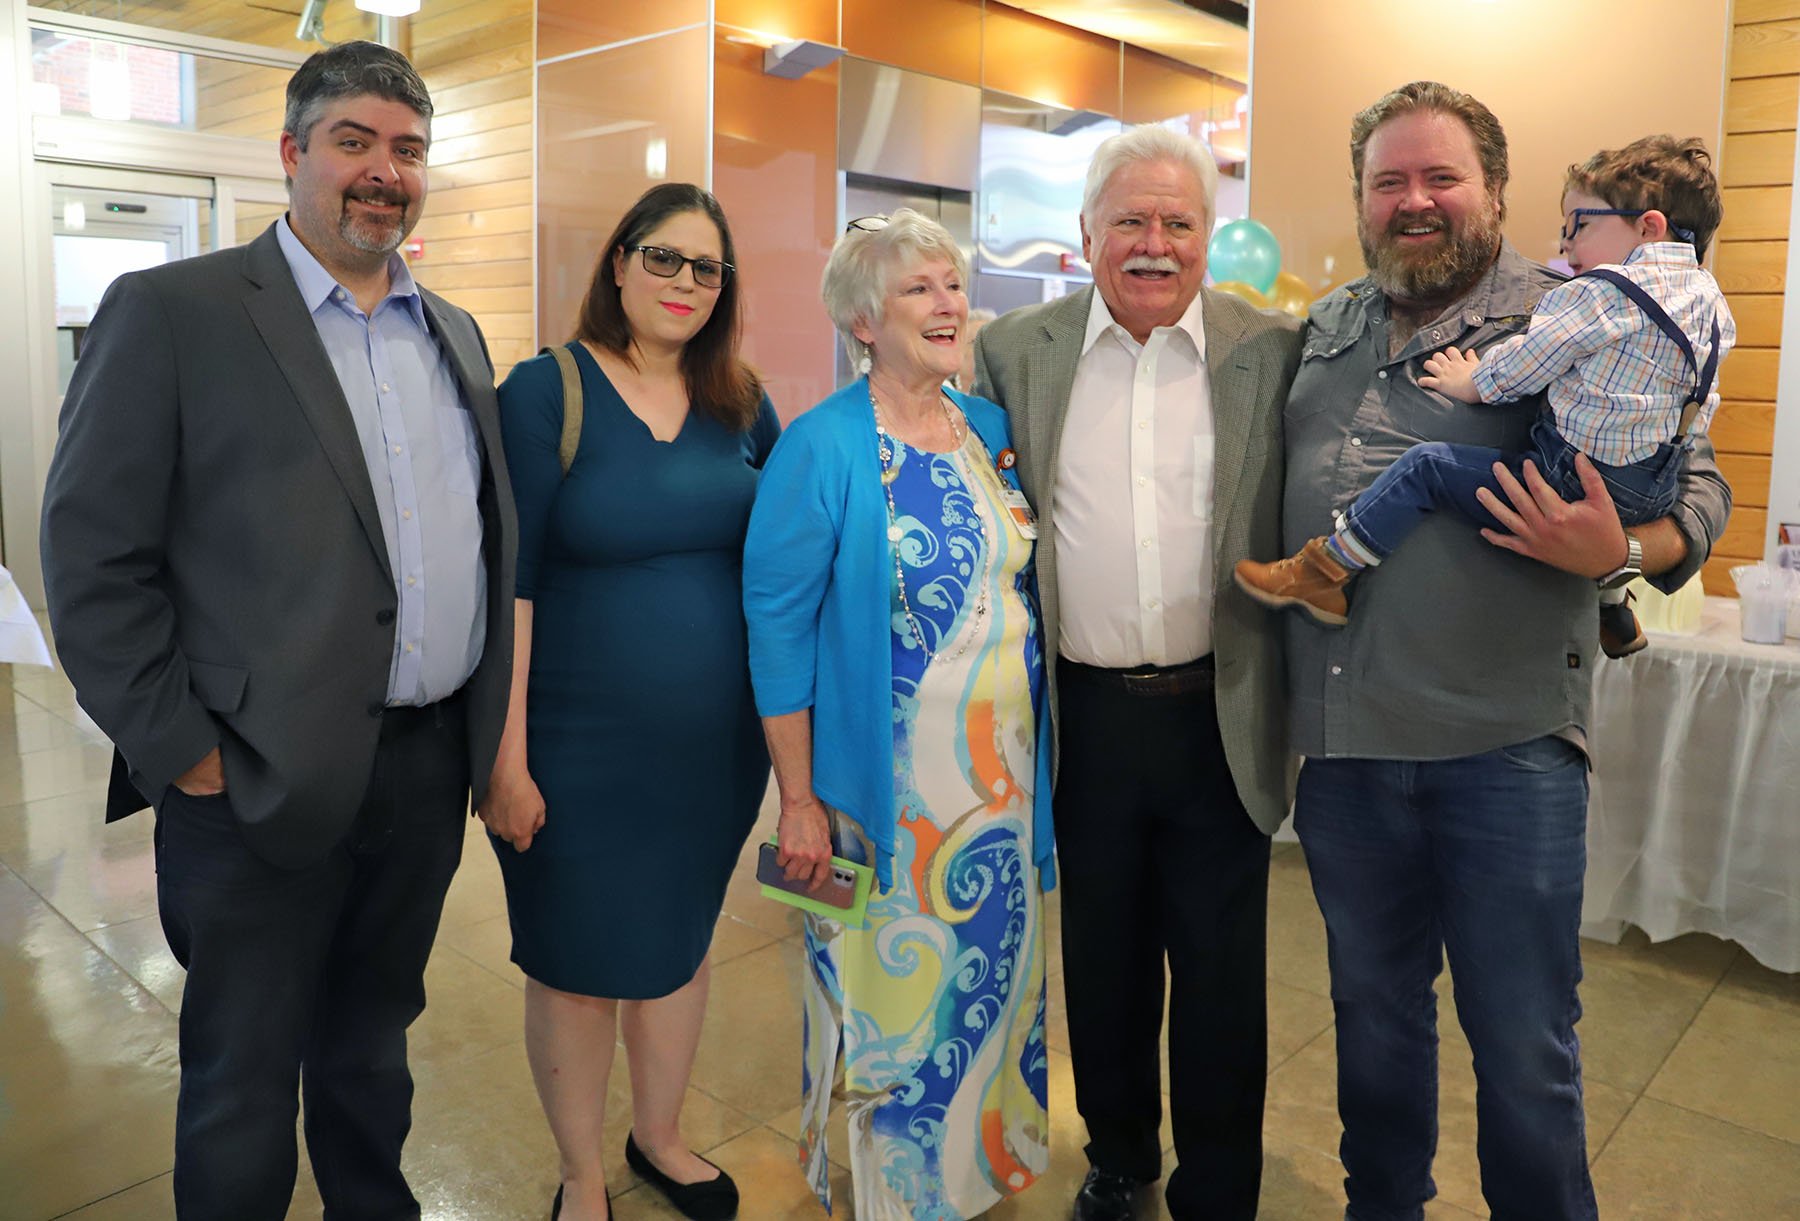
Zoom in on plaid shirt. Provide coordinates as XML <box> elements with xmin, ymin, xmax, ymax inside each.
<box><xmin>1473</xmin><ymin>242</ymin><xmax>1735</xmax><ymax>466</ymax></box>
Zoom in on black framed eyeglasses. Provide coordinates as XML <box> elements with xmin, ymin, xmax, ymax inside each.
<box><xmin>1561</xmin><ymin>208</ymin><xmax>1696</xmax><ymax>245</ymax></box>
<box><xmin>846</xmin><ymin>215</ymin><xmax>890</xmax><ymax>233</ymax></box>
<box><xmin>629</xmin><ymin>244</ymin><xmax>732</xmax><ymax>288</ymax></box>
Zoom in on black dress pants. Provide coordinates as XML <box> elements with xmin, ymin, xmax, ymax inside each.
<box><xmin>154</xmin><ymin>697</ymin><xmax>469</xmax><ymax>1221</ymax></box>
<box><xmin>1055</xmin><ymin>657</ymin><xmax>1270</xmax><ymax>1221</ymax></box>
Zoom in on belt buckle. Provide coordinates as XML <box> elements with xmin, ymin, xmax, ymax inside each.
<box><xmin>1119</xmin><ymin>667</ymin><xmax>1162</xmax><ymax>694</ymax></box>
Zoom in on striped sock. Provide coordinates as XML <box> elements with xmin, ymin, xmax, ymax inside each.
<box><xmin>1324</xmin><ymin>525</ymin><xmax>1382</xmax><ymax>571</ymax></box>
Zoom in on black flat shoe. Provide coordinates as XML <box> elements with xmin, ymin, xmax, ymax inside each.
<box><xmin>551</xmin><ymin>1183</ymin><xmax>609</xmax><ymax>1221</ymax></box>
<box><xmin>625</xmin><ymin>1130</ymin><xmax>738</xmax><ymax>1220</ymax></box>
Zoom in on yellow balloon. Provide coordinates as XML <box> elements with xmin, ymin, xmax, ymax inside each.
<box><xmin>1269</xmin><ymin>271</ymin><xmax>1314</xmax><ymax>318</ymax></box>
<box><xmin>1212</xmin><ymin>280</ymin><xmax>1270</xmax><ymax>308</ymax></box>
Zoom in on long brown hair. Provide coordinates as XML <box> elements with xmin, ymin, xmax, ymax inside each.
<box><xmin>574</xmin><ymin>183</ymin><xmax>762</xmax><ymax>431</ymax></box>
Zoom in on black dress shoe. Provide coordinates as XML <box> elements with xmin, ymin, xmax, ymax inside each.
<box><xmin>625</xmin><ymin>1130</ymin><xmax>739</xmax><ymax>1220</ymax></box>
<box><xmin>1072</xmin><ymin>1166</ymin><xmax>1142</xmax><ymax>1221</ymax></box>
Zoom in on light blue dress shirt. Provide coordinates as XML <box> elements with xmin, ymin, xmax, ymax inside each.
<box><xmin>276</xmin><ymin>216</ymin><xmax>486</xmax><ymax>706</ymax></box>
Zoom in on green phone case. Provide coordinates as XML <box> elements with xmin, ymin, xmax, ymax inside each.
<box><xmin>758</xmin><ymin>839</ymin><xmax>874</xmax><ymax>925</ymax></box>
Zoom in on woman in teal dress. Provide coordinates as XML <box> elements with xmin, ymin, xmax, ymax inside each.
<box><xmin>743</xmin><ymin>210</ymin><xmax>1055</xmax><ymax>1218</ymax></box>
<box><xmin>480</xmin><ymin>184</ymin><xmax>776</xmax><ymax>1221</ymax></box>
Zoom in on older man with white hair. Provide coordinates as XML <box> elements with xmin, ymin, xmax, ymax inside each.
<box><xmin>973</xmin><ymin>125</ymin><xmax>1301</xmax><ymax>1221</ymax></box>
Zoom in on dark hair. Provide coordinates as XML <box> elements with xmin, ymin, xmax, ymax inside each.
<box><xmin>575</xmin><ymin>184</ymin><xmax>762</xmax><ymax>432</ymax></box>
<box><xmin>284</xmin><ymin>41</ymin><xmax>433</xmax><ymax>150</ymax></box>
<box><xmin>1565</xmin><ymin>135</ymin><xmax>1725</xmax><ymax>258</ymax></box>
<box><xmin>1350</xmin><ymin>80</ymin><xmax>1510</xmax><ymax>213</ymax></box>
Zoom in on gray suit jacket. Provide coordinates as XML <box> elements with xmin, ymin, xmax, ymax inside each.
<box><xmin>41</xmin><ymin>223</ymin><xmax>518</xmax><ymax>869</ymax></box>
<box><xmin>972</xmin><ymin>285</ymin><xmax>1303</xmax><ymax>834</ymax></box>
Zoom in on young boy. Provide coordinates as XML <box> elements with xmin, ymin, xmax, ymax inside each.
<box><xmin>1237</xmin><ymin>134</ymin><xmax>1735</xmax><ymax>658</ymax></box>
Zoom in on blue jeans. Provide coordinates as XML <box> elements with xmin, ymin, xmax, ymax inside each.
<box><xmin>1294</xmin><ymin>737</ymin><xmax>1598</xmax><ymax>1221</ymax></box>
<box><xmin>1346</xmin><ymin>413</ymin><xmax>1685</xmax><ymax>559</ymax></box>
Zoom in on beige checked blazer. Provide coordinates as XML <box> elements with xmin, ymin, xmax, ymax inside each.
<box><xmin>972</xmin><ymin>285</ymin><xmax>1303</xmax><ymax>834</ymax></box>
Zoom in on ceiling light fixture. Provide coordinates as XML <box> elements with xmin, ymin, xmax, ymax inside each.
<box><xmin>355</xmin><ymin>0</ymin><xmax>422</xmax><ymax>16</ymax></box>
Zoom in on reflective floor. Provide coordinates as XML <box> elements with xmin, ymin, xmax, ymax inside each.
<box><xmin>4</xmin><ymin>646</ymin><xmax>1799</xmax><ymax>1220</ymax></box>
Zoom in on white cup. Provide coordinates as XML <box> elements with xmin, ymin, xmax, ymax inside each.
<box><xmin>1740</xmin><ymin>587</ymin><xmax>1789</xmax><ymax>645</ymax></box>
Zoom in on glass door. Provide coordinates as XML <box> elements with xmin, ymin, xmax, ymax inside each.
<box><xmin>8</xmin><ymin>162</ymin><xmax>282</xmax><ymax>601</ymax></box>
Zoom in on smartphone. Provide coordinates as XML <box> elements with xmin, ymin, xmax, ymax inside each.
<box><xmin>756</xmin><ymin>840</ymin><xmax>860</xmax><ymax>910</ymax></box>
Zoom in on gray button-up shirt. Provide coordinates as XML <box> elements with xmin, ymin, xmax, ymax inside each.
<box><xmin>276</xmin><ymin>217</ymin><xmax>486</xmax><ymax>706</ymax></box>
<box><xmin>1281</xmin><ymin>242</ymin><xmax>1730</xmax><ymax>760</ymax></box>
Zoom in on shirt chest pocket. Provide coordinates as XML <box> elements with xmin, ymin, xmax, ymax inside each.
<box><xmin>1285</xmin><ymin>336</ymin><xmax>1359</xmax><ymax>422</ymax></box>
<box><xmin>434</xmin><ymin>400</ymin><xmax>482</xmax><ymax>497</ymax></box>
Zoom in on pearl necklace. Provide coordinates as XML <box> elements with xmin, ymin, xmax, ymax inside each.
<box><xmin>872</xmin><ymin>387</ymin><xmax>995</xmax><ymax>663</ymax></box>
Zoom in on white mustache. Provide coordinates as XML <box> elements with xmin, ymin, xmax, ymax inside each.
<box><xmin>1122</xmin><ymin>255</ymin><xmax>1180</xmax><ymax>273</ymax></box>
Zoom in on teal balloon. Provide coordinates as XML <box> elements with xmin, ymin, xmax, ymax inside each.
<box><xmin>1208</xmin><ymin>219</ymin><xmax>1282</xmax><ymax>295</ymax></box>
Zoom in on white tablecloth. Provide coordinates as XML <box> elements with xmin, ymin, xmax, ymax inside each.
<box><xmin>1584</xmin><ymin>598</ymin><xmax>1800</xmax><ymax>971</ymax></box>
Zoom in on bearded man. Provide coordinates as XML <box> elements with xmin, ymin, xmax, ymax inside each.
<box><xmin>41</xmin><ymin>41</ymin><xmax>515</xmax><ymax>1219</ymax></box>
<box><xmin>1279</xmin><ymin>82</ymin><xmax>1728</xmax><ymax>1221</ymax></box>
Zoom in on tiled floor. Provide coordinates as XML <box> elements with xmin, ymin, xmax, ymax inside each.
<box><xmin>4</xmin><ymin>652</ymin><xmax>1799</xmax><ymax>1220</ymax></box>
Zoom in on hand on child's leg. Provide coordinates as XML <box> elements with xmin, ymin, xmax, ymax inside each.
<box><xmin>1419</xmin><ymin>346</ymin><xmax>1484</xmax><ymax>403</ymax></box>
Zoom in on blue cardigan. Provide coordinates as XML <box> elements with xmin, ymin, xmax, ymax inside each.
<box><xmin>743</xmin><ymin>377</ymin><xmax>1056</xmax><ymax>892</ymax></box>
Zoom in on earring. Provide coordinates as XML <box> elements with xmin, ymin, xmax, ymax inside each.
<box><xmin>857</xmin><ymin>352</ymin><xmax>872</xmax><ymax>375</ymax></box>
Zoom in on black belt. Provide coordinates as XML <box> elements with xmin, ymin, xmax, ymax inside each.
<box><xmin>1058</xmin><ymin>654</ymin><xmax>1216</xmax><ymax>697</ymax></box>
<box><xmin>378</xmin><ymin>687</ymin><xmax>465</xmax><ymax>736</ymax></box>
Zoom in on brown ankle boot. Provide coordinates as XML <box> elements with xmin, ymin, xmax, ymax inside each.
<box><xmin>1599</xmin><ymin>593</ymin><xmax>1648</xmax><ymax>659</ymax></box>
<box><xmin>1233</xmin><ymin>537</ymin><xmax>1353</xmax><ymax>626</ymax></box>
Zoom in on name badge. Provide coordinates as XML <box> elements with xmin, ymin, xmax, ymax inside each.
<box><xmin>1000</xmin><ymin>486</ymin><xmax>1039</xmax><ymax>540</ymax></box>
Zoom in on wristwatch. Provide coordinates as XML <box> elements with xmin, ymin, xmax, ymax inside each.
<box><xmin>1597</xmin><ymin>535</ymin><xmax>1643</xmax><ymax>590</ymax></box>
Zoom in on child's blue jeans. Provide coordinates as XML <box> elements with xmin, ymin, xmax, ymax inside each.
<box><xmin>1344</xmin><ymin>412</ymin><xmax>1686</xmax><ymax>559</ymax></box>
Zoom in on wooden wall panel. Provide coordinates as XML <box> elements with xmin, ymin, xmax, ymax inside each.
<box><xmin>1721</xmin><ymin>130</ymin><xmax>1797</xmax><ymax>184</ymax></box>
<box><xmin>1717</xmin><ymin>346</ymin><xmax>1780</xmax><ymax>401</ymax></box>
<box><xmin>1740</xmin><ymin>0</ymin><xmax>1800</xmax><ymax>22</ymax></box>
<box><xmin>1726</xmin><ymin>74</ymin><xmax>1799</xmax><ymax>131</ymax></box>
<box><xmin>1713</xmin><ymin>400</ymin><xmax>1779</xmax><ymax>452</ymax></box>
<box><xmin>1732</xmin><ymin>19</ymin><xmax>1800</xmax><ymax>78</ymax></box>
<box><xmin>1720</xmin><ymin>185</ymin><xmax>1792</xmax><ymax>237</ymax></box>
<box><xmin>1715</xmin><ymin>0</ymin><xmax>1796</xmax><ymax>585</ymax></box>
<box><xmin>1719</xmin><ymin>453</ymin><xmax>1773</xmax><ymax>508</ymax></box>
<box><xmin>409</xmin><ymin>0</ymin><xmax>536</xmax><ymax>379</ymax></box>
<box><xmin>1713</xmin><ymin>239</ymin><xmax>1787</xmax><ymax>292</ymax></box>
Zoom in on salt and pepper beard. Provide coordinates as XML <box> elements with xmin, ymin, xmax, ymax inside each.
<box><xmin>1357</xmin><ymin>195</ymin><xmax>1504</xmax><ymax>307</ymax></box>
<box><xmin>339</xmin><ymin>188</ymin><xmax>414</xmax><ymax>255</ymax></box>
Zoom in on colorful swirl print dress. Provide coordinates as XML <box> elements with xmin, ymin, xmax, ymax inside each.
<box><xmin>798</xmin><ymin>419</ymin><xmax>1050</xmax><ymax>1219</ymax></box>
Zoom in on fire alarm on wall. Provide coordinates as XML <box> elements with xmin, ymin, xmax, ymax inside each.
<box><xmin>403</xmin><ymin>238</ymin><xmax>425</xmax><ymax>259</ymax></box>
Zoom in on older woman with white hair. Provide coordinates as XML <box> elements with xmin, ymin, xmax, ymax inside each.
<box><xmin>742</xmin><ymin>209</ymin><xmax>1054</xmax><ymax>1219</ymax></box>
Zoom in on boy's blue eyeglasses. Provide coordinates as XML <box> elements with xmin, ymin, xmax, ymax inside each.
<box><xmin>1561</xmin><ymin>208</ymin><xmax>1696</xmax><ymax>245</ymax></box>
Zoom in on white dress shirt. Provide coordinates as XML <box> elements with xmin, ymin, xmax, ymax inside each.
<box><xmin>1054</xmin><ymin>289</ymin><xmax>1214</xmax><ymax>668</ymax></box>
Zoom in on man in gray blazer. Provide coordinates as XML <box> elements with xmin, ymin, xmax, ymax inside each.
<box><xmin>973</xmin><ymin>126</ymin><xmax>1300</xmax><ymax>1221</ymax></box>
<box><xmin>40</xmin><ymin>42</ymin><xmax>515</xmax><ymax>1220</ymax></box>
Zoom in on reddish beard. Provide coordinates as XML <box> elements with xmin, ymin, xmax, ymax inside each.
<box><xmin>1358</xmin><ymin>201</ymin><xmax>1502</xmax><ymax>306</ymax></box>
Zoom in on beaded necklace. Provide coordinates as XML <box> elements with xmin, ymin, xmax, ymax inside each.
<box><xmin>872</xmin><ymin>387</ymin><xmax>995</xmax><ymax>663</ymax></box>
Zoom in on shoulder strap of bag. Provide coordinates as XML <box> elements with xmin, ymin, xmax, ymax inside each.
<box><xmin>540</xmin><ymin>343</ymin><xmax>583</xmax><ymax>477</ymax></box>
<box><xmin>1581</xmin><ymin>267</ymin><xmax>1721</xmax><ymax>437</ymax></box>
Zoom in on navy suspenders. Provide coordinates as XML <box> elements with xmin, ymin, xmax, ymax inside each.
<box><xmin>1581</xmin><ymin>267</ymin><xmax>1722</xmax><ymax>442</ymax></box>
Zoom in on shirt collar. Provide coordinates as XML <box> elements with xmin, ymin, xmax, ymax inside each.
<box><xmin>1621</xmin><ymin>241</ymin><xmax>1699</xmax><ymax>269</ymax></box>
<box><xmin>276</xmin><ymin>214</ymin><xmax>422</xmax><ymax>321</ymax></box>
<box><xmin>1081</xmin><ymin>285</ymin><xmax>1208</xmax><ymax>362</ymax></box>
